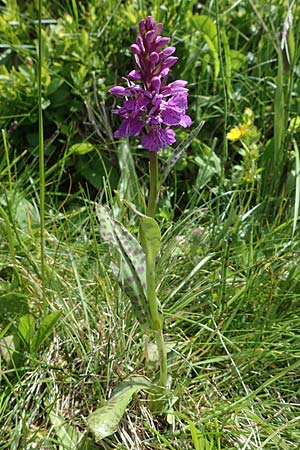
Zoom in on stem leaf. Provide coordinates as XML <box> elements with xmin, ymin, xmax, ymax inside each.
<box><xmin>139</xmin><ymin>216</ymin><xmax>161</xmax><ymax>261</ymax></box>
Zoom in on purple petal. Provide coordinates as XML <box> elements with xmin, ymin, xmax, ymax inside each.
<box><xmin>118</xmin><ymin>98</ymin><xmax>149</xmax><ymax>115</ymax></box>
<box><xmin>168</xmin><ymin>80</ymin><xmax>188</xmax><ymax>89</ymax></box>
<box><xmin>109</xmin><ymin>84</ymin><xmax>145</xmax><ymax>98</ymax></box>
<box><xmin>150</xmin><ymin>76</ymin><xmax>161</xmax><ymax>93</ymax></box>
<box><xmin>141</xmin><ymin>127</ymin><xmax>176</xmax><ymax>151</ymax></box>
<box><xmin>155</xmin><ymin>36</ymin><xmax>170</xmax><ymax>50</ymax></box>
<box><xmin>140</xmin><ymin>131</ymin><xmax>160</xmax><ymax>151</ymax></box>
<box><xmin>114</xmin><ymin>118</ymin><xmax>144</xmax><ymax>138</ymax></box>
<box><xmin>146</xmin><ymin>113</ymin><xmax>162</xmax><ymax>126</ymax></box>
<box><xmin>139</xmin><ymin>19</ymin><xmax>146</xmax><ymax>35</ymax></box>
<box><xmin>179</xmin><ymin>114</ymin><xmax>192</xmax><ymax>128</ymax></box>
<box><xmin>130</xmin><ymin>44</ymin><xmax>141</xmax><ymax>55</ymax></box>
<box><xmin>109</xmin><ymin>86</ymin><xmax>127</xmax><ymax>97</ymax></box>
<box><xmin>160</xmin><ymin>68</ymin><xmax>170</xmax><ymax>77</ymax></box>
<box><xmin>145</xmin><ymin>30</ymin><xmax>155</xmax><ymax>46</ymax></box>
<box><xmin>162</xmin><ymin>80</ymin><xmax>188</xmax><ymax>96</ymax></box>
<box><xmin>150</xmin><ymin>52</ymin><xmax>159</xmax><ymax>64</ymax></box>
<box><xmin>168</xmin><ymin>94</ymin><xmax>188</xmax><ymax>110</ymax></box>
<box><xmin>161</xmin><ymin>107</ymin><xmax>183</xmax><ymax>126</ymax></box>
<box><xmin>145</xmin><ymin>16</ymin><xmax>155</xmax><ymax>31</ymax></box>
<box><xmin>162</xmin><ymin>56</ymin><xmax>178</xmax><ymax>69</ymax></box>
<box><xmin>161</xmin><ymin>46</ymin><xmax>176</xmax><ymax>57</ymax></box>
<box><xmin>136</xmin><ymin>36</ymin><xmax>145</xmax><ymax>53</ymax></box>
<box><xmin>154</xmin><ymin>23</ymin><xmax>163</xmax><ymax>36</ymax></box>
<box><xmin>128</xmin><ymin>70</ymin><xmax>142</xmax><ymax>80</ymax></box>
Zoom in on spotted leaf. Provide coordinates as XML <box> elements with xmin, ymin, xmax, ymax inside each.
<box><xmin>96</xmin><ymin>204</ymin><xmax>151</xmax><ymax>328</ymax></box>
<box><xmin>88</xmin><ymin>376</ymin><xmax>150</xmax><ymax>442</ymax></box>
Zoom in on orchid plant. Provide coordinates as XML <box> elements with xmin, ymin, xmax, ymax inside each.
<box><xmin>90</xmin><ymin>16</ymin><xmax>192</xmax><ymax>439</ymax></box>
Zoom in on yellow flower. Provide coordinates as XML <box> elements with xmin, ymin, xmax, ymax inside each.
<box><xmin>288</xmin><ymin>116</ymin><xmax>300</xmax><ymax>133</ymax></box>
<box><xmin>227</xmin><ymin>123</ymin><xmax>248</xmax><ymax>142</ymax></box>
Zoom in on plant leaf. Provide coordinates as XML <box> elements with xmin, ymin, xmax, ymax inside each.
<box><xmin>88</xmin><ymin>376</ymin><xmax>150</xmax><ymax>442</ymax></box>
<box><xmin>17</xmin><ymin>314</ymin><xmax>35</xmax><ymax>351</ymax></box>
<box><xmin>192</xmin><ymin>15</ymin><xmax>220</xmax><ymax>79</ymax></box>
<box><xmin>139</xmin><ymin>216</ymin><xmax>161</xmax><ymax>262</ymax></box>
<box><xmin>49</xmin><ymin>409</ymin><xmax>97</xmax><ymax>450</ymax></box>
<box><xmin>96</xmin><ymin>205</ymin><xmax>151</xmax><ymax>328</ymax></box>
<box><xmin>31</xmin><ymin>311</ymin><xmax>61</xmax><ymax>354</ymax></box>
<box><xmin>69</xmin><ymin>142</ymin><xmax>94</xmax><ymax>155</ymax></box>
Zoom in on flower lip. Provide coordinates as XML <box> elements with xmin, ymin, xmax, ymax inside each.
<box><xmin>141</xmin><ymin>127</ymin><xmax>176</xmax><ymax>152</ymax></box>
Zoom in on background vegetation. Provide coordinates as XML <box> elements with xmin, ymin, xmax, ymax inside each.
<box><xmin>0</xmin><ymin>0</ymin><xmax>300</xmax><ymax>448</ymax></box>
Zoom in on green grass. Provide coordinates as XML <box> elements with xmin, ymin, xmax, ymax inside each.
<box><xmin>1</xmin><ymin>0</ymin><xmax>300</xmax><ymax>448</ymax></box>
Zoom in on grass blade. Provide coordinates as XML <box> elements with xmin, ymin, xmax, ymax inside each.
<box><xmin>292</xmin><ymin>138</ymin><xmax>300</xmax><ymax>236</ymax></box>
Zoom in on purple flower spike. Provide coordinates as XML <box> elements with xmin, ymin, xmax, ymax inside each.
<box><xmin>109</xmin><ymin>16</ymin><xmax>191</xmax><ymax>152</ymax></box>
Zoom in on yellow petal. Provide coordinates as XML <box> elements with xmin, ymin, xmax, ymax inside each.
<box><xmin>227</xmin><ymin>127</ymin><xmax>242</xmax><ymax>142</ymax></box>
<box><xmin>227</xmin><ymin>123</ymin><xmax>248</xmax><ymax>142</ymax></box>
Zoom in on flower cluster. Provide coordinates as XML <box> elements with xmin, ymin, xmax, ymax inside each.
<box><xmin>109</xmin><ymin>16</ymin><xmax>191</xmax><ymax>152</ymax></box>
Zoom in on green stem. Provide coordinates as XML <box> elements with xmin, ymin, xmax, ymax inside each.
<box><xmin>145</xmin><ymin>239</ymin><xmax>168</xmax><ymax>388</ymax></box>
<box><xmin>145</xmin><ymin>150</ymin><xmax>167</xmax><ymax>388</ymax></box>
<box><xmin>155</xmin><ymin>329</ymin><xmax>168</xmax><ymax>388</ymax></box>
<box><xmin>147</xmin><ymin>151</ymin><xmax>158</xmax><ymax>218</ymax></box>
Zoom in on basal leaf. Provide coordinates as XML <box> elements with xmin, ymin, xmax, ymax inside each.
<box><xmin>88</xmin><ymin>376</ymin><xmax>150</xmax><ymax>442</ymax></box>
<box><xmin>49</xmin><ymin>409</ymin><xmax>97</xmax><ymax>450</ymax></box>
<box><xmin>96</xmin><ymin>205</ymin><xmax>151</xmax><ymax>328</ymax></box>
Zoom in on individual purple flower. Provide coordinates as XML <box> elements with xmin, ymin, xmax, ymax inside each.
<box><xmin>109</xmin><ymin>16</ymin><xmax>191</xmax><ymax>152</ymax></box>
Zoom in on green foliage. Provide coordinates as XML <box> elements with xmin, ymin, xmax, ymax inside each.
<box><xmin>88</xmin><ymin>376</ymin><xmax>150</xmax><ymax>442</ymax></box>
<box><xmin>0</xmin><ymin>292</ymin><xmax>29</xmax><ymax>329</ymax></box>
<box><xmin>96</xmin><ymin>204</ymin><xmax>151</xmax><ymax>329</ymax></box>
<box><xmin>191</xmin><ymin>15</ymin><xmax>220</xmax><ymax>81</ymax></box>
<box><xmin>1</xmin><ymin>0</ymin><xmax>300</xmax><ymax>448</ymax></box>
<box><xmin>49</xmin><ymin>408</ymin><xmax>97</xmax><ymax>450</ymax></box>
<box><xmin>18</xmin><ymin>311</ymin><xmax>61</xmax><ymax>355</ymax></box>
<box><xmin>139</xmin><ymin>216</ymin><xmax>161</xmax><ymax>263</ymax></box>
<box><xmin>0</xmin><ymin>0</ymin><xmax>299</xmax><ymax>214</ymax></box>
